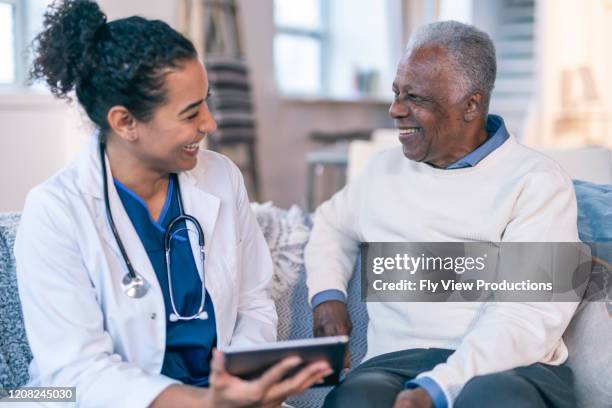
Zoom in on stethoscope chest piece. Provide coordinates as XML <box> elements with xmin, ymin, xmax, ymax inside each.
<box><xmin>122</xmin><ymin>272</ymin><xmax>150</xmax><ymax>299</ymax></box>
<box><xmin>169</xmin><ymin>310</ymin><xmax>209</xmax><ymax>322</ymax></box>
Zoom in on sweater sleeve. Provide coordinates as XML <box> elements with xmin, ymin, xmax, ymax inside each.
<box><xmin>415</xmin><ymin>169</ymin><xmax>581</xmax><ymax>404</ymax></box>
<box><xmin>304</xmin><ymin>167</ymin><xmax>366</xmax><ymax>304</ymax></box>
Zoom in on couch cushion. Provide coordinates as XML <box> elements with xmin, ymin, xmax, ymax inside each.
<box><xmin>250</xmin><ymin>203</ymin><xmax>310</xmax><ymax>301</ymax></box>
<box><xmin>562</xmin><ymin>180</ymin><xmax>612</xmax><ymax>408</ymax></box>
<box><xmin>573</xmin><ymin>180</ymin><xmax>612</xmax><ymax>259</ymax></box>
<box><xmin>0</xmin><ymin>213</ymin><xmax>31</xmax><ymax>394</ymax></box>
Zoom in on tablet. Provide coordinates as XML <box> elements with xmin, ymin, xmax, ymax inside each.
<box><xmin>222</xmin><ymin>335</ymin><xmax>349</xmax><ymax>386</ymax></box>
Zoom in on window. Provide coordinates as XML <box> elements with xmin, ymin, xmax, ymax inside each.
<box><xmin>0</xmin><ymin>0</ymin><xmax>53</xmax><ymax>87</ymax></box>
<box><xmin>274</xmin><ymin>0</ymin><xmax>325</xmax><ymax>96</ymax></box>
<box><xmin>273</xmin><ymin>0</ymin><xmax>402</xmax><ymax>100</ymax></box>
<box><xmin>0</xmin><ymin>0</ymin><xmax>20</xmax><ymax>85</ymax></box>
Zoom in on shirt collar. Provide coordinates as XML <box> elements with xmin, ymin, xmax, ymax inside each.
<box><xmin>446</xmin><ymin>114</ymin><xmax>510</xmax><ymax>169</ymax></box>
<box><xmin>113</xmin><ymin>175</ymin><xmax>176</xmax><ymax>234</ymax></box>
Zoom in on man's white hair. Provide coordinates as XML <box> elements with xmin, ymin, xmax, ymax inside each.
<box><xmin>406</xmin><ymin>20</ymin><xmax>497</xmax><ymax>100</ymax></box>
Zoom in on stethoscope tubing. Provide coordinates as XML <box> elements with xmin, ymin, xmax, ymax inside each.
<box><xmin>100</xmin><ymin>141</ymin><xmax>139</xmax><ymax>281</ymax></box>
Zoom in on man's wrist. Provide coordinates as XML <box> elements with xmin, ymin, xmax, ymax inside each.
<box><xmin>405</xmin><ymin>377</ymin><xmax>448</xmax><ymax>408</ymax></box>
<box><xmin>311</xmin><ymin>289</ymin><xmax>347</xmax><ymax>309</ymax></box>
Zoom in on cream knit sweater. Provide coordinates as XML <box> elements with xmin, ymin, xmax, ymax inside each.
<box><xmin>305</xmin><ymin>135</ymin><xmax>580</xmax><ymax>404</ymax></box>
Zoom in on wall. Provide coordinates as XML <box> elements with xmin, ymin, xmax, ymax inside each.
<box><xmin>439</xmin><ymin>0</ymin><xmax>473</xmax><ymax>23</ymax></box>
<box><xmin>98</xmin><ymin>0</ymin><xmax>177</xmax><ymax>24</ymax></box>
<box><xmin>0</xmin><ymin>94</ymin><xmax>85</xmax><ymax>212</ymax></box>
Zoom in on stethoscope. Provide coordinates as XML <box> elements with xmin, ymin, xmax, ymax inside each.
<box><xmin>99</xmin><ymin>142</ymin><xmax>208</xmax><ymax>322</ymax></box>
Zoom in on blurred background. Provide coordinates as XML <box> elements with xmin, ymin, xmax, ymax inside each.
<box><xmin>1</xmin><ymin>0</ymin><xmax>611</xmax><ymax>212</ymax></box>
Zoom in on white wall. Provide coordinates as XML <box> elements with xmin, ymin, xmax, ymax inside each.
<box><xmin>0</xmin><ymin>94</ymin><xmax>86</xmax><ymax>212</ymax></box>
<box><xmin>98</xmin><ymin>0</ymin><xmax>177</xmax><ymax>25</ymax></box>
<box><xmin>439</xmin><ymin>0</ymin><xmax>473</xmax><ymax>23</ymax></box>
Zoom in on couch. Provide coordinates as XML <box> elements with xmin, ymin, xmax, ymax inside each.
<box><xmin>1</xmin><ymin>181</ymin><xmax>611</xmax><ymax>407</ymax></box>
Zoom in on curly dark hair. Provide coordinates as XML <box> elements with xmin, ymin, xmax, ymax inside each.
<box><xmin>30</xmin><ymin>0</ymin><xmax>197</xmax><ymax>138</ymax></box>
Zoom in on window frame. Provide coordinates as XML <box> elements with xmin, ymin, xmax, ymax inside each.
<box><xmin>0</xmin><ymin>0</ymin><xmax>27</xmax><ymax>88</ymax></box>
<box><xmin>274</xmin><ymin>0</ymin><xmax>328</xmax><ymax>96</ymax></box>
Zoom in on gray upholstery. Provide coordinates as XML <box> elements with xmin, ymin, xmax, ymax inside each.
<box><xmin>0</xmin><ymin>213</ymin><xmax>31</xmax><ymax>397</ymax></box>
<box><xmin>562</xmin><ymin>180</ymin><xmax>612</xmax><ymax>408</ymax></box>
<box><xmin>564</xmin><ymin>301</ymin><xmax>612</xmax><ymax>408</ymax></box>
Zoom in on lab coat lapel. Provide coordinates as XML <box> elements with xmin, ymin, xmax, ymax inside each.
<box><xmin>177</xmin><ymin>171</ymin><xmax>220</xmax><ymax>283</ymax></box>
<box><xmin>77</xmin><ymin>136</ymin><xmax>125</xmax><ymax>263</ymax></box>
<box><xmin>77</xmin><ymin>137</ymin><xmax>162</xmax><ymax>299</ymax></box>
<box><xmin>101</xmin><ymin>153</ymin><xmax>162</xmax><ymax>298</ymax></box>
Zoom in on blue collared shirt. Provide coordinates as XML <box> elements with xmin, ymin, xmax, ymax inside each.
<box><xmin>115</xmin><ymin>176</ymin><xmax>217</xmax><ymax>386</ymax></box>
<box><xmin>445</xmin><ymin>114</ymin><xmax>509</xmax><ymax>169</ymax></box>
<box><xmin>311</xmin><ymin>115</ymin><xmax>510</xmax><ymax>408</ymax></box>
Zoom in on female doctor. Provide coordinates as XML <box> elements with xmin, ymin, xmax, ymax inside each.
<box><xmin>15</xmin><ymin>1</ymin><xmax>331</xmax><ymax>407</ymax></box>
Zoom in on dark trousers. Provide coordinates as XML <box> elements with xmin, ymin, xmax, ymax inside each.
<box><xmin>323</xmin><ymin>348</ymin><xmax>576</xmax><ymax>408</ymax></box>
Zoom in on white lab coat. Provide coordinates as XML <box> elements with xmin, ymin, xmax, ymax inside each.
<box><xmin>14</xmin><ymin>137</ymin><xmax>277</xmax><ymax>408</ymax></box>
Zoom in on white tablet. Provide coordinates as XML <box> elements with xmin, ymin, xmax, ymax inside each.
<box><xmin>222</xmin><ymin>335</ymin><xmax>349</xmax><ymax>386</ymax></box>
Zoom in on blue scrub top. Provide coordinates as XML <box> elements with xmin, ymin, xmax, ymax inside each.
<box><xmin>115</xmin><ymin>176</ymin><xmax>217</xmax><ymax>386</ymax></box>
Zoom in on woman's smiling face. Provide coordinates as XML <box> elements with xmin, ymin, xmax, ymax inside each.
<box><xmin>130</xmin><ymin>58</ymin><xmax>217</xmax><ymax>173</ymax></box>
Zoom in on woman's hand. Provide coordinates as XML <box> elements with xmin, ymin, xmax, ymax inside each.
<box><xmin>206</xmin><ymin>349</ymin><xmax>333</xmax><ymax>408</ymax></box>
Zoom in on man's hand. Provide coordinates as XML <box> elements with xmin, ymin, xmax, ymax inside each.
<box><xmin>312</xmin><ymin>300</ymin><xmax>352</xmax><ymax>368</ymax></box>
<box><xmin>393</xmin><ymin>388</ymin><xmax>434</xmax><ymax>408</ymax></box>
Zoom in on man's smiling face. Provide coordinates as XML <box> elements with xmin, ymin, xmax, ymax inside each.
<box><xmin>389</xmin><ymin>45</ymin><xmax>472</xmax><ymax>167</ymax></box>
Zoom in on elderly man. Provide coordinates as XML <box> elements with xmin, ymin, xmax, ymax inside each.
<box><xmin>305</xmin><ymin>21</ymin><xmax>579</xmax><ymax>408</ymax></box>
